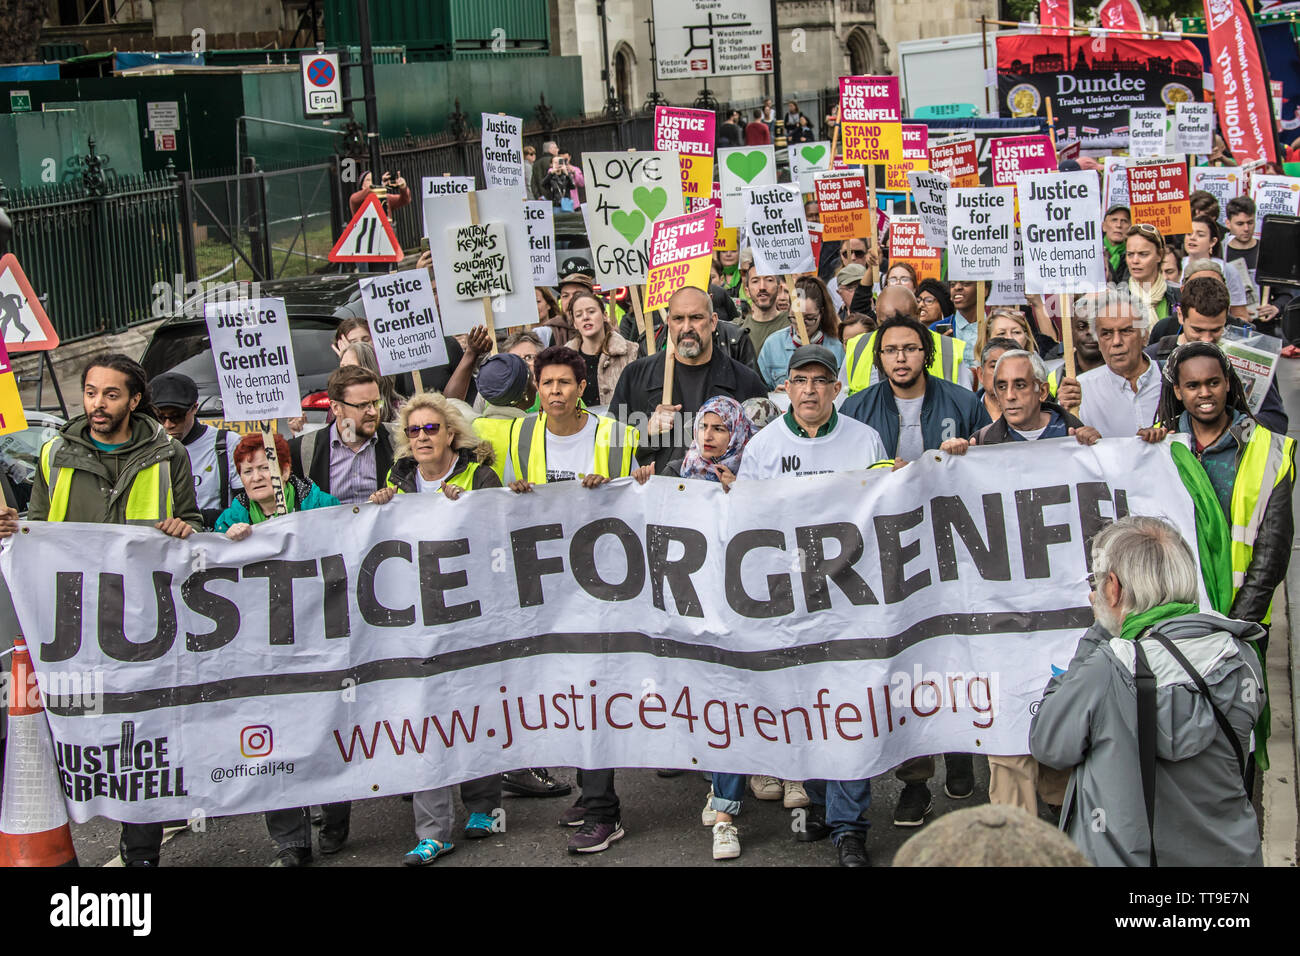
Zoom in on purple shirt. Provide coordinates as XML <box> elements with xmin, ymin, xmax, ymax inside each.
<box><xmin>328</xmin><ymin>427</ymin><xmax>378</xmax><ymax>504</ymax></box>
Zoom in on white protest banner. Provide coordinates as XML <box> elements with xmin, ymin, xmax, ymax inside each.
<box><xmin>1103</xmin><ymin>156</ymin><xmax>1129</xmax><ymax>212</ymax></box>
<box><xmin>717</xmin><ymin>145</ymin><xmax>776</xmax><ymax>226</ymax></box>
<box><xmin>907</xmin><ymin>170</ymin><xmax>950</xmax><ymax>248</ymax></box>
<box><xmin>203</xmin><ymin>297</ymin><xmax>301</xmax><ymax>421</ymax></box>
<box><xmin>789</xmin><ymin>141</ymin><xmax>833</xmax><ymax>195</ymax></box>
<box><xmin>0</xmin><ymin>439</ymin><xmax>1201</xmax><ymax>823</ymax></box>
<box><xmin>946</xmin><ymin>187</ymin><xmax>1016</xmax><ymax>280</ymax></box>
<box><xmin>1249</xmin><ymin>174</ymin><xmax>1300</xmax><ymax>238</ymax></box>
<box><xmin>744</xmin><ymin>183</ymin><xmax>814</xmax><ymax>275</ymax></box>
<box><xmin>1190</xmin><ymin>167</ymin><xmax>1243</xmax><ymax>225</ymax></box>
<box><xmin>524</xmin><ymin>201</ymin><xmax>558</xmax><ymax>287</ymax></box>
<box><xmin>1015</xmin><ymin>171</ymin><xmax>1105</xmax><ymax>294</ymax></box>
<box><xmin>358</xmin><ymin>268</ymin><xmax>449</xmax><ymax>376</ymax></box>
<box><xmin>987</xmin><ymin>229</ymin><xmax>1024</xmax><ymax>306</ymax></box>
<box><xmin>425</xmin><ymin>187</ymin><xmax>533</xmax><ymax>336</ymax></box>
<box><xmin>1173</xmin><ymin>102</ymin><xmax>1214</xmax><ymax>155</ymax></box>
<box><xmin>582</xmin><ymin>151</ymin><xmax>685</xmax><ymax>286</ymax></box>
<box><xmin>481</xmin><ymin>114</ymin><xmax>525</xmax><ymax>194</ymax></box>
<box><xmin>1128</xmin><ymin>107</ymin><xmax>1167</xmax><ymax>158</ymax></box>
<box><xmin>421</xmin><ymin>176</ymin><xmax>474</xmax><ymax>238</ymax></box>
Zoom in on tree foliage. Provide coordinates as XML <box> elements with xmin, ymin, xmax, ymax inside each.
<box><xmin>1006</xmin><ymin>0</ymin><xmax>1207</xmax><ymax>23</ymax></box>
<box><xmin>0</xmin><ymin>0</ymin><xmax>46</xmax><ymax>64</ymax></box>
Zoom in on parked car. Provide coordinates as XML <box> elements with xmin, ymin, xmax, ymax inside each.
<box><xmin>139</xmin><ymin>272</ymin><xmax>468</xmax><ymax>422</ymax></box>
<box><xmin>0</xmin><ymin>410</ymin><xmax>65</xmax><ymax>514</ymax></box>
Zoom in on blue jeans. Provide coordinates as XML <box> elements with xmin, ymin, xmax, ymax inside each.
<box><xmin>711</xmin><ymin>772</ymin><xmax>747</xmax><ymax>816</ymax></box>
<box><xmin>805</xmin><ymin>779</ymin><xmax>871</xmax><ymax>843</ymax></box>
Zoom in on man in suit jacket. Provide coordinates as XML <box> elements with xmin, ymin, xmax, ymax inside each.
<box><xmin>289</xmin><ymin>365</ymin><xmax>395</xmax><ymax>505</ymax></box>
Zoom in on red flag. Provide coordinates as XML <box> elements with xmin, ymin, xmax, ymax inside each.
<box><xmin>1097</xmin><ymin>0</ymin><xmax>1145</xmax><ymax>31</ymax></box>
<box><xmin>1038</xmin><ymin>0</ymin><xmax>1073</xmax><ymax>35</ymax></box>
<box><xmin>1205</xmin><ymin>0</ymin><xmax>1279</xmax><ymax>165</ymax></box>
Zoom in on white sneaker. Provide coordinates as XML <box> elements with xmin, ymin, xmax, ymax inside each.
<box><xmin>701</xmin><ymin>788</ymin><xmax>718</xmax><ymax>826</ymax></box>
<box><xmin>783</xmin><ymin>779</ymin><xmax>810</xmax><ymax>809</ymax></box>
<box><xmin>750</xmin><ymin>775</ymin><xmax>783</xmax><ymax>800</ymax></box>
<box><xmin>712</xmin><ymin>821</ymin><xmax>741</xmax><ymax>860</ymax></box>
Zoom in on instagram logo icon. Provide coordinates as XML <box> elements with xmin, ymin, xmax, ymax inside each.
<box><xmin>240</xmin><ymin>725</ymin><xmax>273</xmax><ymax>758</ymax></box>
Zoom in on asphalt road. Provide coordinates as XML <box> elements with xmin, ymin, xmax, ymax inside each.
<box><xmin>70</xmin><ymin>761</ymin><xmax>1009</xmax><ymax>867</ymax></box>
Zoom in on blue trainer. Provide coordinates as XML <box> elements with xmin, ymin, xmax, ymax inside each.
<box><xmin>403</xmin><ymin>838</ymin><xmax>454</xmax><ymax>866</ymax></box>
<box><xmin>464</xmin><ymin>812</ymin><xmax>496</xmax><ymax>839</ymax></box>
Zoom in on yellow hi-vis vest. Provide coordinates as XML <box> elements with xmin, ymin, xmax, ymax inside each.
<box><xmin>39</xmin><ymin>437</ymin><xmax>174</xmax><ymax>524</ymax></box>
<box><xmin>472</xmin><ymin>416</ymin><xmax>515</xmax><ymax>482</ymax></box>
<box><xmin>509</xmin><ymin>412</ymin><xmax>637</xmax><ymax>484</ymax></box>
<box><xmin>1229</xmin><ymin>421</ymin><xmax>1295</xmax><ymax>625</ymax></box>
<box><xmin>385</xmin><ymin>461</ymin><xmax>483</xmax><ymax>495</ymax></box>
<box><xmin>844</xmin><ymin>329</ymin><xmax>966</xmax><ymax>394</ymax></box>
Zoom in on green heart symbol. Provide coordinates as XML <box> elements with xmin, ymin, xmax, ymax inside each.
<box><xmin>633</xmin><ymin>186</ymin><xmax>668</xmax><ymax>221</ymax></box>
<box><xmin>610</xmin><ymin>209</ymin><xmax>646</xmax><ymax>245</ymax></box>
<box><xmin>726</xmin><ymin>150</ymin><xmax>769</xmax><ymax>184</ymax></box>
<box><xmin>801</xmin><ymin>145</ymin><xmax>827</xmax><ymax>165</ymax></box>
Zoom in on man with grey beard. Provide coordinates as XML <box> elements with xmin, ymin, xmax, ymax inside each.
<box><xmin>609</xmin><ymin>286</ymin><xmax>767</xmax><ymax>472</ymax></box>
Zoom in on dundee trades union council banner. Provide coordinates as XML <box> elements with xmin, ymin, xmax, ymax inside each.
<box><xmin>997</xmin><ymin>35</ymin><xmax>1204</xmax><ymax>149</ymax></box>
<box><xmin>2</xmin><ymin>440</ymin><xmax>1202</xmax><ymax>824</ymax></box>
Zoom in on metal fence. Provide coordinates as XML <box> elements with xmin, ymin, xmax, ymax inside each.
<box><xmin>5</xmin><ymin>169</ymin><xmax>183</xmax><ymax>342</ymax></box>
<box><xmin>0</xmin><ymin>100</ymin><xmax>790</xmax><ymax>343</ymax></box>
<box><xmin>178</xmin><ymin>161</ymin><xmax>340</xmax><ymax>284</ymax></box>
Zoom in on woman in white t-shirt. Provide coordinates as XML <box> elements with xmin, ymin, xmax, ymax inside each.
<box><xmin>1181</xmin><ymin>214</ymin><xmax>1248</xmax><ymax>321</ymax></box>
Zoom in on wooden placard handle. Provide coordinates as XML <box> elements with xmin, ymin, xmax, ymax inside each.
<box><xmin>786</xmin><ymin>273</ymin><xmax>809</xmax><ymax>346</ymax></box>
<box><xmin>466</xmin><ymin>190</ymin><xmax>500</xmax><ymax>354</ymax></box>
<box><xmin>661</xmin><ymin>335</ymin><xmax>676</xmax><ymax>407</ymax></box>
<box><xmin>260</xmin><ymin>430</ymin><xmax>287</xmax><ymax>516</ymax></box>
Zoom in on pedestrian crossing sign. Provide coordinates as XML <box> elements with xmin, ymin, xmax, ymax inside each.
<box><xmin>328</xmin><ymin>192</ymin><xmax>404</xmax><ymax>263</ymax></box>
<box><xmin>0</xmin><ymin>254</ymin><xmax>60</xmax><ymax>353</ymax></box>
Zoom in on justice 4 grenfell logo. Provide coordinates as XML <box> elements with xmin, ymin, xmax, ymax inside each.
<box><xmin>54</xmin><ymin>720</ymin><xmax>188</xmax><ymax>804</ymax></box>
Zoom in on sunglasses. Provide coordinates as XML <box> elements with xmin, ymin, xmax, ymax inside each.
<box><xmin>406</xmin><ymin>423</ymin><xmax>442</xmax><ymax>437</ymax></box>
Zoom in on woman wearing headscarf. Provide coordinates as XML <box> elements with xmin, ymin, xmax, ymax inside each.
<box><xmin>659</xmin><ymin>397</ymin><xmax>761</xmax><ymax>860</ymax></box>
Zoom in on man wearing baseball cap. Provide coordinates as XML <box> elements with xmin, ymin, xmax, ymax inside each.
<box><xmin>1102</xmin><ymin>204</ymin><xmax>1131</xmax><ymax>283</ymax></box>
<box><xmin>150</xmin><ymin>371</ymin><xmax>240</xmax><ymax>529</ymax></box>
<box><xmin>736</xmin><ymin>344</ymin><xmax>888</xmax><ymax>866</ymax></box>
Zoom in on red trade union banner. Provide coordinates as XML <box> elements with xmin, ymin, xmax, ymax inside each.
<box><xmin>888</xmin><ymin>215</ymin><xmax>943</xmax><ymax>282</ymax></box>
<box><xmin>839</xmin><ymin>75</ymin><xmax>903</xmax><ymax>165</ymax></box>
<box><xmin>815</xmin><ymin>170</ymin><xmax>870</xmax><ymax>241</ymax></box>
<box><xmin>996</xmin><ymin>35</ymin><xmax>1203</xmax><ymax>150</ymax></box>
<box><xmin>1127</xmin><ymin>158</ymin><xmax>1191</xmax><ymax>236</ymax></box>
<box><xmin>1097</xmin><ymin>0</ymin><xmax>1144</xmax><ymax>32</ymax></box>
<box><xmin>886</xmin><ymin>124</ymin><xmax>931</xmax><ymax>191</ymax></box>
<box><xmin>1039</xmin><ymin>0</ymin><xmax>1073</xmax><ymax>35</ymax></box>
<box><xmin>1204</xmin><ymin>0</ymin><xmax>1279</xmax><ymax>166</ymax></box>
<box><xmin>990</xmin><ymin>134</ymin><xmax>1057</xmax><ymax>186</ymax></box>
<box><xmin>929</xmin><ymin>135</ymin><xmax>980</xmax><ymax>187</ymax></box>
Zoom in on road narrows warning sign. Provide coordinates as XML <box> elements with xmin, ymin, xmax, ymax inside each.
<box><xmin>0</xmin><ymin>254</ymin><xmax>60</xmax><ymax>352</ymax></box>
<box><xmin>328</xmin><ymin>192</ymin><xmax>404</xmax><ymax>263</ymax></box>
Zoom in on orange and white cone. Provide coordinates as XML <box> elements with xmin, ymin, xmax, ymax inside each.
<box><xmin>0</xmin><ymin>637</ymin><xmax>77</xmax><ymax>866</ymax></box>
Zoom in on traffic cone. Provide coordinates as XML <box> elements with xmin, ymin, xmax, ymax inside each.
<box><xmin>0</xmin><ymin>637</ymin><xmax>77</xmax><ymax>866</ymax></box>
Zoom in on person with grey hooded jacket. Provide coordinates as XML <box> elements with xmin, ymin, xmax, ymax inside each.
<box><xmin>1030</xmin><ymin>516</ymin><xmax>1264</xmax><ymax>867</ymax></box>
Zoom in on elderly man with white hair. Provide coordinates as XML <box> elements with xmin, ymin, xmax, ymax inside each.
<box><xmin>1055</xmin><ymin>288</ymin><xmax>1162</xmax><ymax>438</ymax></box>
<box><xmin>1030</xmin><ymin>516</ymin><xmax>1265</xmax><ymax>867</ymax></box>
